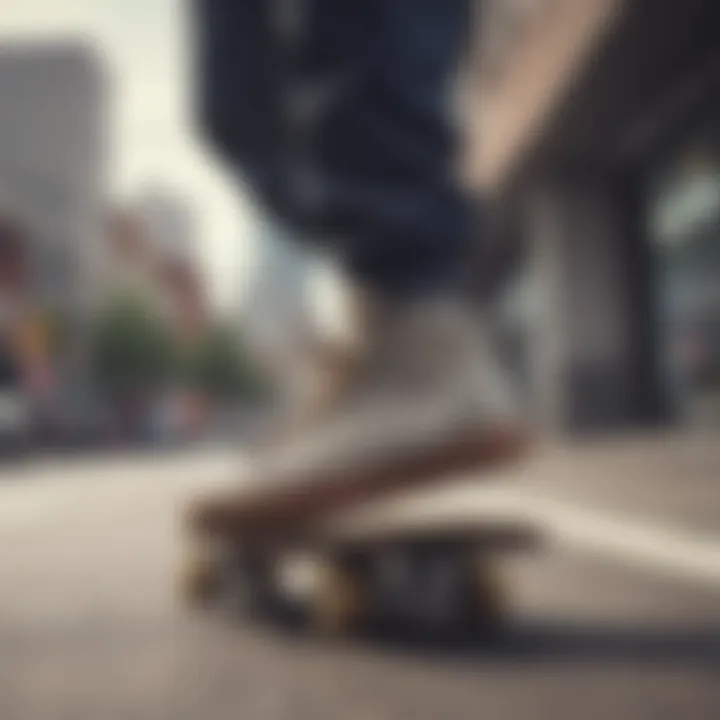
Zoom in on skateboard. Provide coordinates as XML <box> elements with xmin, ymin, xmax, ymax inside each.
<box><xmin>180</xmin><ymin>490</ymin><xmax>542</xmax><ymax>637</ymax></box>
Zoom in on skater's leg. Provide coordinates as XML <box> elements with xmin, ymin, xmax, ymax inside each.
<box><xmin>191</xmin><ymin>0</ymin><xmax>530</xmax><ymax>532</ymax></box>
<box><xmin>303</xmin><ymin>0</ymin><xmax>474</xmax><ymax>296</ymax></box>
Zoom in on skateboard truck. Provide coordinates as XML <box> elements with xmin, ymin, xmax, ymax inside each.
<box><xmin>181</xmin><ymin>516</ymin><xmax>543</xmax><ymax>638</ymax></box>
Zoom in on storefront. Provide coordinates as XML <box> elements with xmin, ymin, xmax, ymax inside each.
<box><xmin>476</xmin><ymin>0</ymin><xmax>720</xmax><ymax>433</ymax></box>
<box><xmin>646</xmin><ymin>102</ymin><xmax>720</xmax><ymax>426</ymax></box>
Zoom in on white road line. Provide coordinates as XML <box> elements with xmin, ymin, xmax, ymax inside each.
<box><xmin>348</xmin><ymin>484</ymin><xmax>720</xmax><ymax>590</ymax></box>
<box><xmin>526</xmin><ymin>496</ymin><xmax>720</xmax><ymax>589</ymax></box>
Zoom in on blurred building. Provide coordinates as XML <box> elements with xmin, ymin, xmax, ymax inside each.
<box><xmin>134</xmin><ymin>190</ymin><xmax>208</xmax><ymax>341</ymax></box>
<box><xmin>156</xmin><ymin>253</ymin><xmax>208</xmax><ymax>342</ymax></box>
<box><xmin>0</xmin><ymin>42</ymin><xmax>108</xmax><ymax>433</ymax></box>
<box><xmin>0</xmin><ymin>42</ymin><xmax>107</xmax><ymax>333</ymax></box>
<box><xmin>472</xmin><ymin>0</ymin><xmax>720</xmax><ymax>432</ymax></box>
<box><xmin>133</xmin><ymin>189</ymin><xmax>196</xmax><ymax>260</ymax></box>
<box><xmin>0</xmin><ymin>214</ymin><xmax>30</xmax><ymax>324</ymax></box>
<box><xmin>107</xmin><ymin>210</ymin><xmax>159</xmax><ymax>302</ymax></box>
<box><xmin>108</xmin><ymin>192</ymin><xmax>208</xmax><ymax>342</ymax></box>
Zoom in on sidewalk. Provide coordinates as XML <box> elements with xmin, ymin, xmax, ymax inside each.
<box><xmin>513</xmin><ymin>430</ymin><xmax>720</xmax><ymax>535</ymax></box>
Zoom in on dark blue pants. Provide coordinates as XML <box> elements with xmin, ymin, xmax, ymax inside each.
<box><xmin>195</xmin><ymin>0</ymin><xmax>473</xmax><ymax>296</ymax></box>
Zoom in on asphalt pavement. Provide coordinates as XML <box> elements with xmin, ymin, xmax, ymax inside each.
<box><xmin>1</xmin><ymin>436</ymin><xmax>719</xmax><ymax>720</ymax></box>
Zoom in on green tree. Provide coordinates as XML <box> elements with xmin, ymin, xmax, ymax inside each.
<box><xmin>89</xmin><ymin>296</ymin><xmax>178</xmax><ymax>399</ymax></box>
<box><xmin>184</xmin><ymin>324</ymin><xmax>265</xmax><ymax>403</ymax></box>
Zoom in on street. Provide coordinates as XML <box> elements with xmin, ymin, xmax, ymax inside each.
<box><xmin>1</xmin><ymin>437</ymin><xmax>720</xmax><ymax>719</ymax></box>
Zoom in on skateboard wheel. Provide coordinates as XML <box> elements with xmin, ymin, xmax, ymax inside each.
<box><xmin>470</xmin><ymin>558</ymin><xmax>507</xmax><ymax>630</ymax></box>
<box><xmin>312</xmin><ymin>557</ymin><xmax>368</xmax><ymax>636</ymax></box>
<box><xmin>180</xmin><ymin>537</ymin><xmax>223</xmax><ymax>608</ymax></box>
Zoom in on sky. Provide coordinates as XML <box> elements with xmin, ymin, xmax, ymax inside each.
<box><xmin>0</xmin><ymin>0</ymin><xmax>254</xmax><ymax>310</ymax></box>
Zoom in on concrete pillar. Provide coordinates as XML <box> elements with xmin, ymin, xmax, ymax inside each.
<box><xmin>524</xmin><ymin>172</ymin><xmax>654</xmax><ymax>432</ymax></box>
<box><xmin>524</xmin><ymin>181</ymin><xmax>571</xmax><ymax>433</ymax></box>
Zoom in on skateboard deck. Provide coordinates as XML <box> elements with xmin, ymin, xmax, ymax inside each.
<box><xmin>181</xmin><ymin>478</ymin><xmax>543</xmax><ymax>637</ymax></box>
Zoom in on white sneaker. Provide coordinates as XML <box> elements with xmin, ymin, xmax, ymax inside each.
<box><xmin>193</xmin><ymin>294</ymin><xmax>530</xmax><ymax>534</ymax></box>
